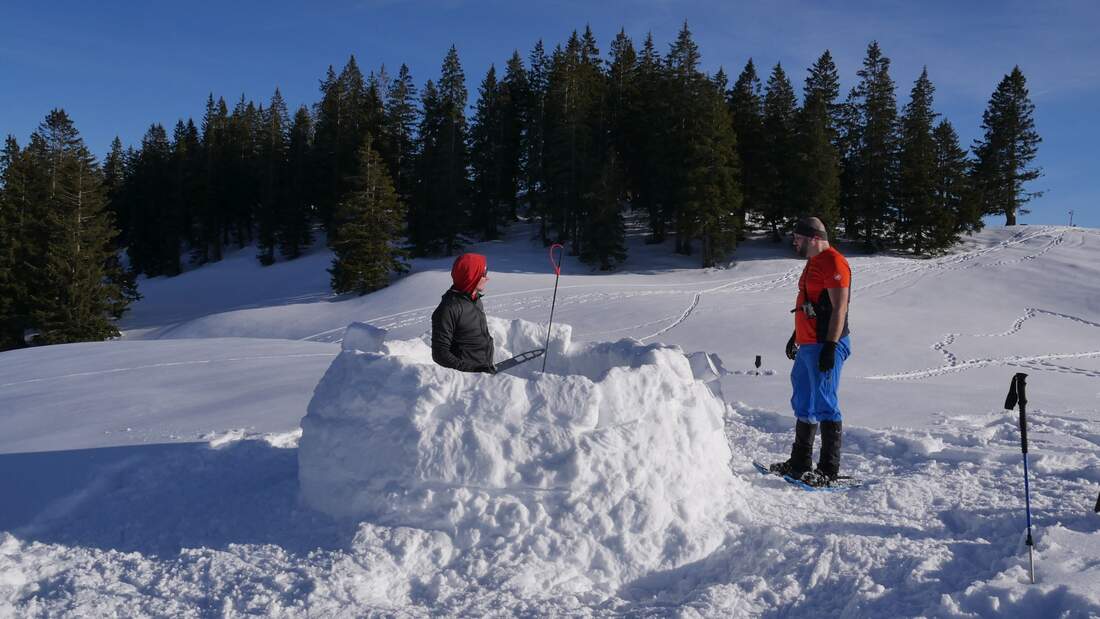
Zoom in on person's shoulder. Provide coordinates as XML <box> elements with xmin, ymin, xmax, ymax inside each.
<box><xmin>825</xmin><ymin>247</ymin><xmax>849</xmax><ymax>267</ymax></box>
<box><xmin>434</xmin><ymin>290</ymin><xmax>465</xmax><ymax>313</ymax></box>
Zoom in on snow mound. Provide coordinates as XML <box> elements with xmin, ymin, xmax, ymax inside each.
<box><xmin>299</xmin><ymin>318</ymin><xmax>747</xmax><ymax>595</ymax></box>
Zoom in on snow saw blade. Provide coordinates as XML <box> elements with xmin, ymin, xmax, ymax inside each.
<box><xmin>494</xmin><ymin>349</ymin><xmax>546</xmax><ymax>374</ymax></box>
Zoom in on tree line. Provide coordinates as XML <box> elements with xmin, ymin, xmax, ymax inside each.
<box><xmin>0</xmin><ymin>23</ymin><xmax>1043</xmax><ymax>350</ymax></box>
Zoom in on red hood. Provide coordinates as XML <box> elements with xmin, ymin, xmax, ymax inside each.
<box><xmin>451</xmin><ymin>253</ymin><xmax>487</xmax><ymax>298</ymax></box>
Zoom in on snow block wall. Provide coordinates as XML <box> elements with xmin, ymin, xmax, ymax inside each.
<box><xmin>299</xmin><ymin>318</ymin><xmax>748</xmax><ymax>592</ymax></box>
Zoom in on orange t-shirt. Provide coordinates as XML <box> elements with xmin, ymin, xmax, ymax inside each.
<box><xmin>794</xmin><ymin>247</ymin><xmax>851</xmax><ymax>344</ymax></box>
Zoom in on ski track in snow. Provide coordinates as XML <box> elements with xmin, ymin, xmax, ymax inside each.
<box><xmin>0</xmin><ymin>353</ymin><xmax>337</xmax><ymax>390</ymax></box>
<box><xmin>867</xmin><ymin>308</ymin><xmax>1100</xmax><ymax>381</ymax></box>
<box><xmin>855</xmin><ymin>227</ymin><xmax>1066</xmax><ymax>296</ymax></box>
<box><xmin>299</xmin><ymin>268</ymin><xmax>804</xmax><ymax>344</ymax></box>
<box><xmin>301</xmin><ymin>227</ymin><xmax>1070</xmax><ymax>347</ymax></box>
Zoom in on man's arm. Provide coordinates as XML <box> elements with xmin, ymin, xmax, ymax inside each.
<box><xmin>825</xmin><ymin>286</ymin><xmax>849</xmax><ymax>342</ymax></box>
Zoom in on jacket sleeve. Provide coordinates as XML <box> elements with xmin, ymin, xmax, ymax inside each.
<box><xmin>431</xmin><ymin>302</ymin><xmax>482</xmax><ymax>371</ymax></box>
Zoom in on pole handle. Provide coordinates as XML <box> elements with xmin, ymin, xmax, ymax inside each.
<box><xmin>548</xmin><ymin>243</ymin><xmax>564</xmax><ymax>275</ymax></box>
<box><xmin>1005</xmin><ymin>373</ymin><xmax>1029</xmax><ymax>453</ymax></box>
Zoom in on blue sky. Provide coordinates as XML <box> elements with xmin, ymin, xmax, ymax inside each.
<box><xmin>3</xmin><ymin>0</ymin><xmax>1097</xmax><ymax>226</ymax></box>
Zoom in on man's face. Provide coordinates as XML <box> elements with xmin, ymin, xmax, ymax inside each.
<box><xmin>476</xmin><ymin>269</ymin><xmax>489</xmax><ymax>293</ymax></box>
<box><xmin>793</xmin><ymin>233</ymin><xmax>810</xmax><ymax>258</ymax></box>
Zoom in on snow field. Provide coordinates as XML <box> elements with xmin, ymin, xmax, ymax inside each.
<box><xmin>2</xmin><ymin>224</ymin><xmax>1100</xmax><ymax>616</ymax></box>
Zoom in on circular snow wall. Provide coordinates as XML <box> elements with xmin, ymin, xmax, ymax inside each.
<box><xmin>299</xmin><ymin>318</ymin><xmax>746</xmax><ymax>592</ymax></box>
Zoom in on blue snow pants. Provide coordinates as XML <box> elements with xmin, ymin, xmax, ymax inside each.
<box><xmin>790</xmin><ymin>336</ymin><xmax>851</xmax><ymax>424</ymax></box>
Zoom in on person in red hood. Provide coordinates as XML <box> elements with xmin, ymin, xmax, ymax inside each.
<box><xmin>430</xmin><ymin>253</ymin><xmax>496</xmax><ymax>373</ymax></box>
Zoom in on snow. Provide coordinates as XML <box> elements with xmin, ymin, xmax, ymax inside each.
<box><xmin>1</xmin><ymin>222</ymin><xmax>1099</xmax><ymax>616</ymax></box>
<box><xmin>299</xmin><ymin>318</ymin><xmax>742</xmax><ymax>599</ymax></box>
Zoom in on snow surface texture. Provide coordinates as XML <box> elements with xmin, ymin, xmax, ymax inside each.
<box><xmin>299</xmin><ymin>319</ymin><xmax>743</xmax><ymax>599</ymax></box>
<box><xmin>2</xmin><ymin>224</ymin><xmax>1100</xmax><ymax>617</ymax></box>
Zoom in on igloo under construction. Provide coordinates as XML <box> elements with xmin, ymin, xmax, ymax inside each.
<box><xmin>298</xmin><ymin>318</ymin><xmax>747</xmax><ymax>592</ymax></box>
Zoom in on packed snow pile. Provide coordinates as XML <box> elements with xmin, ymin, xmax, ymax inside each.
<box><xmin>299</xmin><ymin>318</ymin><xmax>748</xmax><ymax>595</ymax></box>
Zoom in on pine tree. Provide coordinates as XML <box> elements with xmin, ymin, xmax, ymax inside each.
<box><xmin>580</xmin><ymin>148</ymin><xmax>627</xmax><ymax>270</ymax></box>
<box><xmin>408</xmin><ymin>47</ymin><xmax>472</xmax><ymax>256</ymax></box>
<box><xmin>21</xmin><ymin>110</ymin><xmax>135</xmax><ymax>344</ymax></box>
<box><xmin>313</xmin><ymin>65</ymin><xmax>343</xmax><ymax>231</ymax></box>
<box><xmin>574</xmin><ymin>26</ymin><xmax>609</xmax><ymax>258</ymax></box>
<box><xmin>128</xmin><ymin>123</ymin><xmax>177</xmax><ymax>275</ymax></box>
<box><xmin>665</xmin><ymin>22</ymin><xmax>706</xmax><ymax>255</ymax></box>
<box><xmin>329</xmin><ymin>137</ymin><xmax>408</xmax><ymax>294</ymax></box>
<box><xmin>972</xmin><ymin>66</ymin><xmax>1042</xmax><ymax>226</ymax></box>
<box><xmin>225</xmin><ymin>96</ymin><xmax>260</xmax><ymax>248</ymax></box>
<box><xmin>836</xmin><ymin>88</ymin><xmax>862</xmax><ymax>236</ymax></box>
<box><xmin>897</xmin><ymin>68</ymin><xmax>941</xmax><ymax>253</ymax></box>
<box><xmin>691</xmin><ymin>84</ymin><xmax>743</xmax><ymax>267</ymax></box>
<box><xmin>194</xmin><ymin>95</ymin><xmax>229</xmax><ymax>263</ymax></box>
<box><xmin>793</xmin><ymin>94</ymin><xmax>841</xmax><ymax>239</ymax></box>
<box><xmin>499</xmin><ymin>51</ymin><xmax>530</xmax><ymax>221</ymax></box>
<box><xmin>256</xmin><ymin>88</ymin><xmax>290</xmax><ymax>265</ymax></box>
<box><xmin>933</xmin><ymin>120</ymin><xmax>980</xmax><ymax>240</ymax></box>
<box><xmin>469</xmin><ymin>65</ymin><xmax>508</xmax><ymax>240</ymax></box>
<box><xmin>803</xmin><ymin>50</ymin><xmax>843</xmax><ymax>141</ymax></box>
<box><xmin>336</xmin><ymin>57</ymin><xmax>370</xmax><ymax>212</ymax></box>
<box><xmin>408</xmin><ymin>48</ymin><xmax>472</xmax><ymax>256</ymax></box>
<box><xmin>0</xmin><ymin>136</ymin><xmax>35</xmax><ymax>349</ymax></box>
<box><xmin>281</xmin><ymin>105</ymin><xmax>315</xmax><ymax>259</ymax></box>
<box><xmin>382</xmin><ymin>64</ymin><xmax>418</xmax><ymax>202</ymax></box>
<box><xmin>523</xmin><ymin>40</ymin><xmax>550</xmax><ymax>239</ymax></box>
<box><xmin>308</xmin><ymin>57</ymin><xmax>381</xmax><ymax>238</ymax></box>
<box><xmin>729</xmin><ymin>59</ymin><xmax>766</xmax><ymax>225</ymax></box>
<box><xmin>102</xmin><ymin>137</ymin><xmax>128</xmax><ymax>248</ymax></box>
<box><xmin>662</xmin><ymin>23</ymin><xmax>742</xmax><ymax>263</ymax></box>
<box><xmin>761</xmin><ymin>63</ymin><xmax>798</xmax><ymax>238</ymax></box>
<box><xmin>635</xmin><ymin>32</ymin><xmax>669</xmax><ymax>242</ymax></box>
<box><xmin>409</xmin><ymin>79</ymin><xmax>439</xmax><ymax>254</ymax></box>
<box><xmin>543</xmin><ymin>32</ymin><xmax>603</xmax><ymax>254</ymax></box>
<box><xmin>178</xmin><ymin>119</ymin><xmax>203</xmax><ymax>252</ymax></box>
<box><xmin>364</xmin><ymin>68</ymin><xmax>386</xmax><ymax>151</ymax></box>
<box><xmin>606</xmin><ymin>29</ymin><xmax>639</xmax><ymax>218</ymax></box>
<box><xmin>436</xmin><ymin>46</ymin><xmax>471</xmax><ymax>254</ymax></box>
<box><xmin>848</xmin><ymin>41</ymin><xmax>899</xmax><ymax>250</ymax></box>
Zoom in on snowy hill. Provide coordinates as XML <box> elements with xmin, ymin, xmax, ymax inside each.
<box><xmin>2</xmin><ymin>224</ymin><xmax>1099</xmax><ymax>616</ymax></box>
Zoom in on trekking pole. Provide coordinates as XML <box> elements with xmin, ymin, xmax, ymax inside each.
<box><xmin>1004</xmin><ymin>372</ymin><xmax>1036</xmax><ymax>583</ymax></box>
<box><xmin>542</xmin><ymin>244</ymin><xmax>564</xmax><ymax>372</ymax></box>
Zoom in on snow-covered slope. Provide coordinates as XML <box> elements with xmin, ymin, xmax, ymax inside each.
<box><xmin>1</xmin><ymin>224</ymin><xmax>1098</xmax><ymax>617</ymax></box>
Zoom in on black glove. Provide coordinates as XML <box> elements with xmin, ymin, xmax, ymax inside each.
<box><xmin>819</xmin><ymin>341</ymin><xmax>837</xmax><ymax>372</ymax></box>
<box><xmin>785</xmin><ymin>332</ymin><xmax>798</xmax><ymax>360</ymax></box>
<box><xmin>483</xmin><ymin>363</ymin><xmax>498</xmax><ymax>375</ymax></box>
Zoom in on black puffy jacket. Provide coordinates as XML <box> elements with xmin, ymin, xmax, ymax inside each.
<box><xmin>431</xmin><ymin>289</ymin><xmax>495</xmax><ymax>372</ymax></box>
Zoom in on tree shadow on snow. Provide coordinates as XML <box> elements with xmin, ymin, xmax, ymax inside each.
<box><xmin>0</xmin><ymin>440</ymin><xmax>355</xmax><ymax>557</ymax></box>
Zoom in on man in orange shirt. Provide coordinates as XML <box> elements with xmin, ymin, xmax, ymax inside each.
<box><xmin>769</xmin><ymin>217</ymin><xmax>852</xmax><ymax>487</ymax></box>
